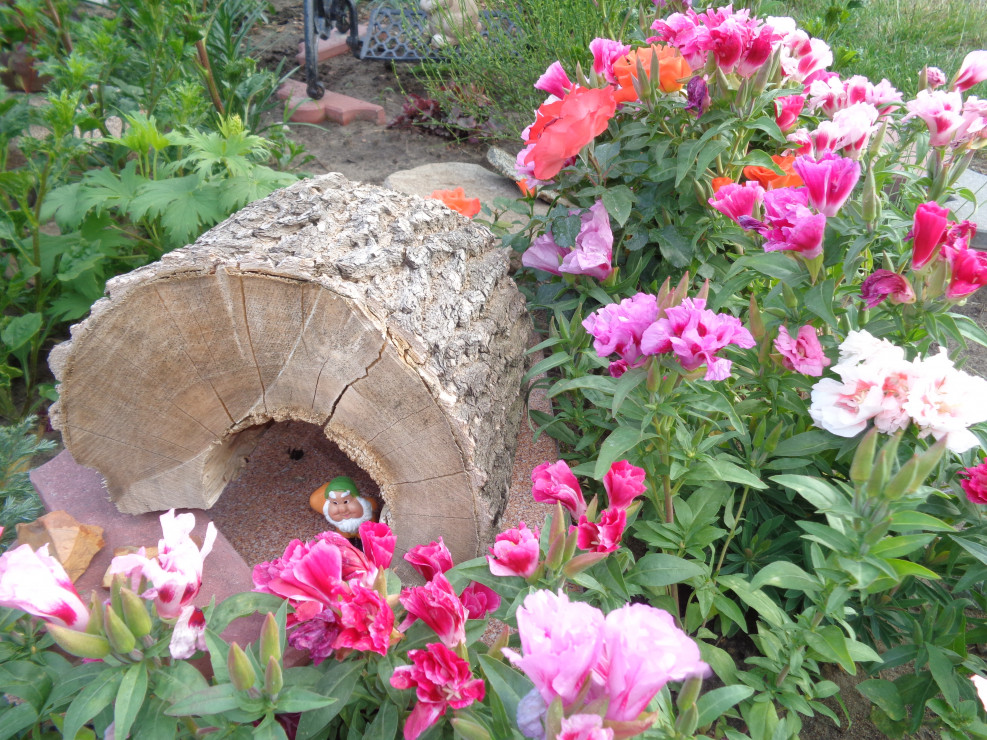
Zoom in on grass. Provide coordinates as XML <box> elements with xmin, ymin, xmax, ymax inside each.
<box><xmin>774</xmin><ymin>0</ymin><xmax>987</xmax><ymax>96</ymax></box>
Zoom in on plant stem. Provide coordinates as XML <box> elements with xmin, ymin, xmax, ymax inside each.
<box><xmin>712</xmin><ymin>486</ymin><xmax>751</xmax><ymax>578</ymax></box>
<box><xmin>196</xmin><ymin>40</ymin><xmax>226</xmax><ymax>117</ymax></box>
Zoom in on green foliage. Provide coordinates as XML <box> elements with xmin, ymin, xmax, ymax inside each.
<box><xmin>0</xmin><ymin>417</ymin><xmax>51</xmax><ymax>552</ymax></box>
<box><xmin>0</xmin><ymin>0</ymin><xmax>301</xmax><ymax>420</ymax></box>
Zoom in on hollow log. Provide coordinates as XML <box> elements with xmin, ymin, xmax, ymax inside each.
<box><xmin>49</xmin><ymin>173</ymin><xmax>532</xmax><ymax>565</ymax></box>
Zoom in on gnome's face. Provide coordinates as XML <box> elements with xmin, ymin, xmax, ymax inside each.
<box><xmin>324</xmin><ymin>490</ymin><xmax>372</xmax><ymax>533</ymax></box>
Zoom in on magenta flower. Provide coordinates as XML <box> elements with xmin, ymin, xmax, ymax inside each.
<box><xmin>110</xmin><ymin>509</ymin><xmax>217</xmax><ymax>620</ymax></box>
<box><xmin>288</xmin><ymin>608</ymin><xmax>341</xmax><ymax>665</ymax></box>
<box><xmin>459</xmin><ymin>582</ymin><xmax>501</xmax><ymax>619</ymax></box>
<box><xmin>487</xmin><ymin>522</ymin><xmax>540</xmax><ymax>578</ymax></box>
<box><xmin>603</xmin><ymin>460</ymin><xmax>647</xmax><ymax>509</ymax></box>
<box><xmin>535</xmin><ymin>61</ymin><xmax>573</xmax><ymax>99</ymax></box>
<box><xmin>946</xmin><ymin>242</ymin><xmax>987</xmax><ymax>299</ymax></box>
<box><xmin>404</xmin><ymin>538</ymin><xmax>454</xmax><ymax>582</ymax></box>
<box><xmin>559</xmin><ymin>714</ymin><xmax>614</xmax><ymax>740</ymax></box>
<box><xmin>774</xmin><ymin>94</ymin><xmax>806</xmax><ymax>131</ymax></box>
<box><xmin>599</xmin><ymin>603</ymin><xmax>708</xmax><ymax>722</ymax></box>
<box><xmin>640</xmin><ymin>298</ymin><xmax>756</xmax><ymax>381</ymax></box>
<box><xmin>910</xmin><ymin>201</ymin><xmax>950</xmax><ymax>269</ymax></box>
<box><xmin>792</xmin><ymin>153</ymin><xmax>860</xmax><ymax>217</ymax></box>
<box><xmin>708</xmin><ymin>181</ymin><xmax>765</xmax><ymax>222</ymax></box>
<box><xmin>521</xmin><ymin>201</ymin><xmax>613</xmax><ymax>281</ymax></box>
<box><xmin>576</xmin><ymin>508</ymin><xmax>626</xmax><ymax>553</ymax></box>
<box><xmin>502</xmin><ymin>590</ymin><xmax>605</xmax><ymax>708</ymax></box>
<box><xmin>685</xmin><ymin>76</ymin><xmax>710</xmax><ymax>118</ymax></box>
<box><xmin>399</xmin><ymin>573</ymin><xmax>467</xmax><ymax>648</ymax></box>
<box><xmin>953</xmin><ymin>50</ymin><xmax>987</xmax><ymax>92</ymax></box>
<box><xmin>531</xmin><ymin>459</ymin><xmax>586</xmax><ymax>517</ymax></box>
<box><xmin>905</xmin><ymin>89</ymin><xmax>966</xmax><ymax>146</ymax></box>
<box><xmin>774</xmin><ymin>325</ymin><xmax>831</xmax><ymax>377</ymax></box>
<box><xmin>170</xmin><ymin>605</ymin><xmax>207</xmax><ymax>659</ymax></box>
<box><xmin>742</xmin><ymin>187</ymin><xmax>827</xmax><ymax>259</ymax></box>
<box><xmin>960</xmin><ymin>458</ymin><xmax>987</xmax><ymax>504</ymax></box>
<box><xmin>390</xmin><ymin>642</ymin><xmax>485</xmax><ymax>740</ymax></box>
<box><xmin>860</xmin><ymin>270</ymin><xmax>916</xmax><ymax>308</ymax></box>
<box><xmin>589</xmin><ymin>38</ymin><xmax>631</xmax><ymax>83</ymax></box>
<box><xmin>359</xmin><ymin>521</ymin><xmax>396</xmax><ymax>571</ymax></box>
<box><xmin>609</xmin><ymin>359</ymin><xmax>629</xmax><ymax>378</ymax></box>
<box><xmin>0</xmin><ymin>543</ymin><xmax>90</xmax><ymax>630</ymax></box>
<box><xmin>582</xmin><ymin>293</ymin><xmax>660</xmax><ymax>367</ymax></box>
<box><xmin>335</xmin><ymin>585</ymin><xmax>394</xmax><ymax>657</ymax></box>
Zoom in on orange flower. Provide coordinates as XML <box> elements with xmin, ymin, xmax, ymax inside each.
<box><xmin>524</xmin><ymin>86</ymin><xmax>617</xmax><ymax>181</ymax></box>
<box><xmin>517</xmin><ymin>179</ymin><xmax>537</xmax><ymax>197</ymax></box>
<box><xmin>711</xmin><ymin>177</ymin><xmax>734</xmax><ymax>194</ymax></box>
<box><xmin>612</xmin><ymin>44</ymin><xmax>691</xmax><ymax>103</ymax></box>
<box><xmin>743</xmin><ymin>155</ymin><xmax>804</xmax><ymax>190</ymax></box>
<box><xmin>429</xmin><ymin>187</ymin><xmax>481</xmax><ymax>218</ymax></box>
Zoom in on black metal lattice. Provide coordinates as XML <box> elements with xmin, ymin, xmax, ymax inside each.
<box><xmin>360</xmin><ymin>6</ymin><xmax>438</xmax><ymax>61</ymax></box>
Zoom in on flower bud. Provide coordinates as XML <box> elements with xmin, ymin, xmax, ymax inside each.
<box><xmin>450</xmin><ymin>718</ymin><xmax>492</xmax><ymax>740</ymax></box>
<box><xmin>227</xmin><ymin>642</ymin><xmax>257</xmax><ymax>692</ymax></box>
<box><xmin>748</xmin><ymin>295</ymin><xmax>765</xmax><ymax>341</ymax></box>
<box><xmin>46</xmin><ymin>623</ymin><xmax>111</xmax><ymax>659</ymax></box>
<box><xmin>119</xmin><ymin>588</ymin><xmax>152</xmax><ymax>639</ymax></box>
<box><xmin>85</xmin><ymin>591</ymin><xmax>104</xmax><ymax>636</ymax></box>
<box><xmin>562</xmin><ymin>551</ymin><xmax>610</xmax><ymax>577</ymax></box>
<box><xmin>103</xmin><ymin>603</ymin><xmax>136</xmax><ymax>654</ymax></box>
<box><xmin>676</xmin><ymin>676</ymin><xmax>703</xmax><ymax>710</ymax></box>
<box><xmin>263</xmin><ymin>656</ymin><xmax>283</xmax><ymax>698</ymax></box>
<box><xmin>259</xmin><ymin>612</ymin><xmax>281</xmax><ymax>666</ymax></box>
<box><xmin>849</xmin><ymin>428</ymin><xmax>879</xmax><ymax>484</ymax></box>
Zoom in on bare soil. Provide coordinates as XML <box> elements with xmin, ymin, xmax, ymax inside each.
<box><xmin>249</xmin><ymin>0</ymin><xmax>495</xmax><ymax>184</ymax></box>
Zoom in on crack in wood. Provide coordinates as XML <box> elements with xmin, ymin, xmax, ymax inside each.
<box><xmin>238</xmin><ymin>274</ymin><xmax>267</xmax><ymax>412</ymax></box>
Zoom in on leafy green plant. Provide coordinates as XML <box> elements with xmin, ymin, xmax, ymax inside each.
<box><xmin>0</xmin><ymin>417</ymin><xmax>52</xmax><ymax>552</ymax></box>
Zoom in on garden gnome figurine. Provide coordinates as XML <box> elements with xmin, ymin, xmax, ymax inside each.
<box><xmin>309</xmin><ymin>476</ymin><xmax>376</xmax><ymax>537</ymax></box>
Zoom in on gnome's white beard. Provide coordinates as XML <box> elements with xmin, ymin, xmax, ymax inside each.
<box><xmin>322</xmin><ymin>497</ymin><xmax>373</xmax><ymax>533</ymax></box>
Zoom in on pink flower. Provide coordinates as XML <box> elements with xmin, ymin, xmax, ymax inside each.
<box><xmin>391</xmin><ymin>643</ymin><xmax>485</xmax><ymax>740</ymax></box>
<box><xmin>170</xmin><ymin>605</ymin><xmax>207</xmax><ymax>659</ymax></box>
<box><xmin>459</xmin><ymin>582</ymin><xmax>500</xmax><ymax>619</ymax></box>
<box><xmin>910</xmin><ymin>201</ymin><xmax>950</xmax><ymax>269</ymax></box>
<box><xmin>780</xmin><ymin>32</ymin><xmax>832</xmax><ymax>82</ymax></box>
<box><xmin>946</xmin><ymin>240</ymin><xmax>987</xmax><ymax>299</ymax></box>
<box><xmin>905</xmin><ymin>89</ymin><xmax>966</xmax><ymax>146</ymax></box>
<box><xmin>960</xmin><ymin>458</ymin><xmax>987</xmax><ymax>504</ymax></box>
<box><xmin>953</xmin><ymin>50</ymin><xmax>987</xmax><ymax>92</ymax></box>
<box><xmin>640</xmin><ymin>298</ymin><xmax>756</xmax><ymax>381</ymax></box>
<box><xmin>903</xmin><ymin>351</ymin><xmax>987</xmax><ymax>453</ymax></box>
<box><xmin>583</xmin><ymin>293</ymin><xmax>660</xmax><ymax>367</ymax></box>
<box><xmin>399</xmin><ymin>573</ymin><xmax>467</xmax><ymax>648</ymax></box>
<box><xmin>609</xmin><ymin>359</ymin><xmax>629</xmax><ymax>378</ymax></box>
<box><xmin>775</xmin><ymin>94</ymin><xmax>806</xmax><ymax>132</ymax></box>
<box><xmin>253</xmin><ymin>537</ymin><xmax>358</xmax><ymax>622</ymax></box>
<box><xmin>599</xmin><ymin>603</ymin><xmax>708</xmax><ymax>722</ymax></box>
<box><xmin>576</xmin><ymin>507</ymin><xmax>626</xmax><ymax>553</ymax></box>
<box><xmin>590</xmin><ymin>38</ymin><xmax>631</xmax><ymax>84</ymax></box>
<box><xmin>559</xmin><ymin>714</ymin><xmax>614</xmax><ymax>740</ymax></box>
<box><xmin>0</xmin><ymin>543</ymin><xmax>90</xmax><ymax>630</ymax></box>
<box><xmin>521</xmin><ymin>201</ymin><xmax>613</xmax><ymax>281</ymax></box>
<box><xmin>809</xmin><ymin>364</ymin><xmax>888</xmax><ymax>437</ymax></box>
<box><xmin>708</xmin><ymin>181</ymin><xmax>765</xmax><ymax>222</ymax></box>
<box><xmin>487</xmin><ymin>522</ymin><xmax>540</xmax><ymax>578</ymax></box>
<box><xmin>956</xmin><ymin>96</ymin><xmax>987</xmax><ymax>145</ymax></box>
<box><xmin>808</xmin><ymin>75</ymin><xmax>902</xmax><ymax>117</ymax></box>
<box><xmin>359</xmin><ymin>521</ymin><xmax>395</xmax><ymax>571</ymax></box>
<box><xmin>110</xmin><ymin>509</ymin><xmax>217</xmax><ymax>620</ymax></box>
<box><xmin>335</xmin><ymin>584</ymin><xmax>393</xmax><ymax>656</ymax></box>
<box><xmin>774</xmin><ymin>325</ymin><xmax>831</xmax><ymax>377</ymax></box>
<box><xmin>404</xmin><ymin>538</ymin><xmax>454</xmax><ymax>582</ymax></box>
<box><xmin>502</xmin><ymin>590</ymin><xmax>605</xmax><ymax>708</ymax></box>
<box><xmin>860</xmin><ymin>270</ymin><xmax>916</xmax><ymax>307</ymax></box>
<box><xmin>531</xmin><ymin>460</ymin><xmax>586</xmax><ymax>517</ymax></box>
<box><xmin>925</xmin><ymin>67</ymin><xmax>947</xmax><ymax>90</ymax></box>
<box><xmin>603</xmin><ymin>460</ymin><xmax>647</xmax><ymax>509</ymax></box>
<box><xmin>742</xmin><ymin>187</ymin><xmax>827</xmax><ymax>259</ymax></box>
<box><xmin>288</xmin><ymin>608</ymin><xmax>341</xmax><ymax>665</ymax></box>
<box><xmin>792</xmin><ymin>153</ymin><xmax>860</xmax><ymax>217</ymax></box>
<box><xmin>535</xmin><ymin>61</ymin><xmax>574</xmax><ymax>99</ymax></box>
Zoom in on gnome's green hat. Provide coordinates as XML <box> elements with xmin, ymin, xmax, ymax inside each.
<box><xmin>325</xmin><ymin>476</ymin><xmax>359</xmax><ymax>499</ymax></box>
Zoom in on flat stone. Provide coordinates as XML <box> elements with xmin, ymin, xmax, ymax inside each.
<box><xmin>277</xmin><ymin>79</ymin><xmax>385</xmax><ymax>126</ymax></box>
<box><xmin>384</xmin><ymin>162</ymin><xmax>548</xmax><ymax>229</ymax></box>
<box><xmin>295</xmin><ymin>26</ymin><xmax>367</xmax><ymax>64</ymax></box>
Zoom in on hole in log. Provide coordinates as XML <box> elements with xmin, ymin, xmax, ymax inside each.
<box><xmin>207</xmin><ymin>419</ymin><xmax>383</xmax><ymax>566</ymax></box>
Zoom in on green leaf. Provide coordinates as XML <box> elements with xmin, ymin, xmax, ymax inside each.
<box><xmin>152</xmin><ymin>660</ymin><xmax>211</xmax><ymax>705</ymax></box>
<box><xmin>1</xmin><ymin>313</ymin><xmax>42</xmax><ymax>353</ymax></box>
<box><xmin>209</xmin><ymin>592</ymin><xmax>286</xmax><ymax>634</ymax></box>
<box><xmin>750</xmin><ymin>561</ymin><xmax>821</xmax><ymax>593</ymax></box>
<box><xmin>295</xmin><ymin>660</ymin><xmax>364</xmax><ymax>740</ymax></box>
<box><xmin>593</xmin><ymin>426</ymin><xmax>654</xmax><ymax>479</ymax></box>
<box><xmin>886</xmin><ymin>558</ymin><xmax>940</xmax><ymax>580</ymax></box>
<box><xmin>857</xmin><ymin>679</ymin><xmax>905</xmax><ymax>721</ymax></box>
<box><xmin>771</xmin><ymin>430</ymin><xmax>840</xmax><ymax>457</ymax></box>
<box><xmin>0</xmin><ymin>702</ymin><xmax>38</xmax><ymax>740</ymax></box>
<box><xmin>926</xmin><ymin>646</ymin><xmax>960</xmax><ymax>708</ymax></box>
<box><xmin>890</xmin><ymin>511</ymin><xmax>954</xmax><ymax>532</ymax></box>
<box><xmin>46</xmin><ymin>662</ymin><xmax>108</xmax><ymax>712</ymax></box>
<box><xmin>728</xmin><ymin>253</ymin><xmax>805</xmax><ymax>284</ymax></box>
<box><xmin>62</xmin><ymin>668</ymin><xmax>122</xmax><ymax>740</ymax></box>
<box><xmin>601</xmin><ymin>185</ymin><xmax>634</xmax><ymax>227</ymax></box>
<box><xmin>252</xmin><ymin>714</ymin><xmax>290</xmax><ymax>740</ymax></box>
<box><xmin>696</xmin><ymin>139</ymin><xmax>731</xmax><ymax>181</ymax></box>
<box><xmin>129</xmin><ymin>175</ymin><xmax>223</xmax><ymax>246</ymax></box>
<box><xmin>364</xmin><ymin>701</ymin><xmax>399</xmax><ymax>740</ymax></box>
<box><xmin>522</xmin><ymin>352</ymin><xmax>571</xmax><ymax>385</ymax></box>
<box><xmin>165</xmin><ymin>684</ymin><xmax>239</xmax><ymax>717</ymax></box>
<box><xmin>803</xmin><ymin>626</ymin><xmax>856</xmax><ymax>674</ymax></box>
<box><xmin>718</xmin><ymin>575</ymin><xmax>790</xmax><ymax>628</ymax></box>
<box><xmin>696</xmin><ymin>685</ymin><xmax>755</xmax><ymax>728</ymax></box>
<box><xmin>869</xmin><ymin>534</ymin><xmax>935</xmax><ymax>558</ymax></box>
<box><xmin>695</xmin><ymin>458</ymin><xmax>767</xmax><ymax>490</ymax></box>
<box><xmin>951</xmin><ymin>536</ymin><xmax>987</xmax><ymax>566</ymax></box>
<box><xmin>611</xmin><ymin>369</ymin><xmax>645</xmax><ymax>417</ymax></box>
<box><xmin>629</xmin><ymin>553</ymin><xmax>706</xmax><ymax>588</ymax></box>
<box><xmin>547</xmin><ymin>375</ymin><xmax>615</xmax><ymax>399</ymax></box>
<box><xmin>675</xmin><ymin>139</ymin><xmax>704</xmax><ymax>186</ymax></box>
<box><xmin>804</xmin><ymin>279</ymin><xmax>840</xmax><ymax>329</ymax></box>
<box><xmin>479</xmin><ymin>654</ymin><xmax>533</xmax><ymax>726</ymax></box>
<box><xmin>274</xmin><ymin>687</ymin><xmax>336</xmax><ymax>713</ymax></box>
<box><xmin>658</xmin><ymin>224</ymin><xmax>694</xmax><ymax>268</ymax></box>
<box><xmin>114</xmin><ymin>662</ymin><xmax>148</xmax><ymax>740</ymax></box>
<box><xmin>771</xmin><ymin>474</ymin><xmax>850</xmax><ymax>514</ymax></box>
<box><xmin>736</xmin><ymin>149</ymin><xmax>785</xmax><ymax>172</ymax></box>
